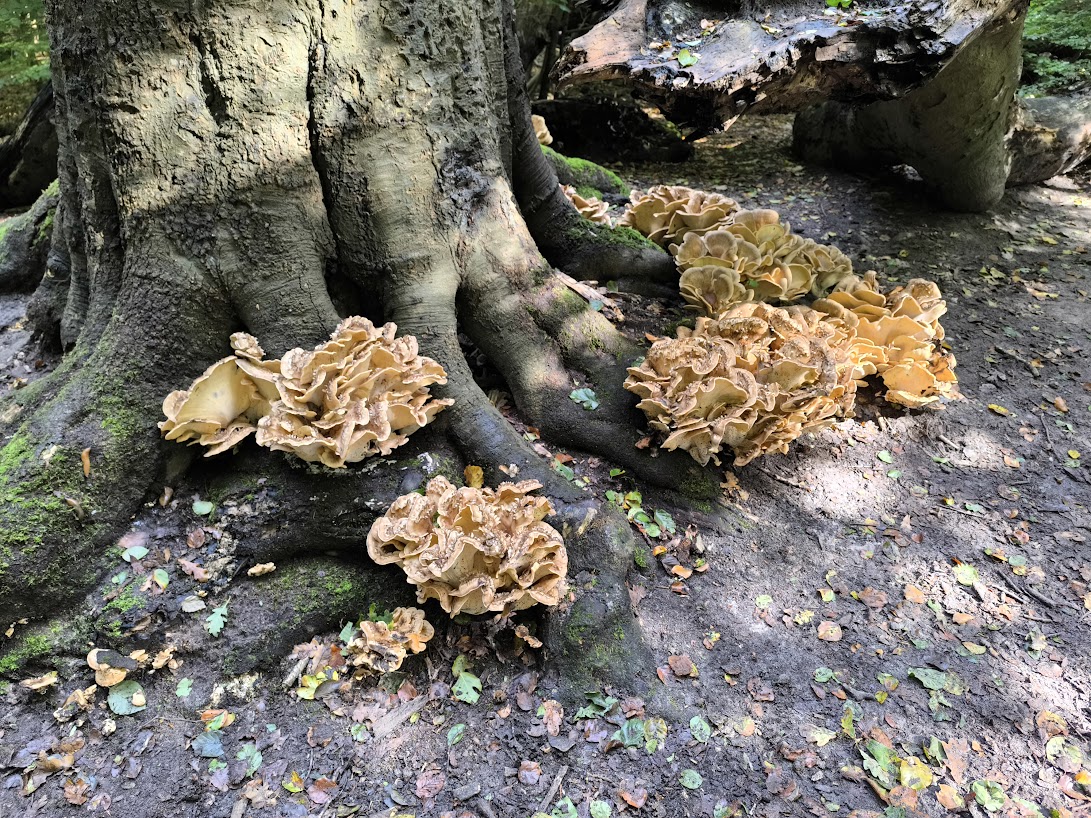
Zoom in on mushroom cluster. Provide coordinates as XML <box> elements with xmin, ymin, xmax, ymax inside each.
<box><xmin>160</xmin><ymin>317</ymin><xmax>452</xmax><ymax>467</ymax></box>
<box><xmin>159</xmin><ymin>332</ymin><xmax>280</xmax><ymax>457</ymax></box>
<box><xmin>624</xmin><ymin>303</ymin><xmax>857</xmax><ymax>466</ymax></box>
<box><xmin>674</xmin><ymin>210</ymin><xmax>853</xmax><ymax>307</ymax></box>
<box><xmin>619</xmin><ymin>185</ymin><xmax>740</xmax><ymax>247</ymax></box>
<box><xmin>256</xmin><ymin>317</ymin><xmax>453</xmax><ymax>467</ymax></box>
<box><xmin>813</xmin><ymin>273</ymin><xmax>958</xmax><ymax>407</ymax></box>
<box><xmin>366</xmin><ymin>476</ymin><xmax>568</xmax><ymax>616</ymax></box>
<box><xmin>561</xmin><ymin>184</ymin><xmax>612</xmax><ymax>225</ymax></box>
<box><xmin>344</xmin><ymin>607</ymin><xmax>434</xmax><ymax>676</ymax></box>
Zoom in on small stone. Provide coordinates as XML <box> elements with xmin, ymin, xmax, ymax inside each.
<box><xmin>453</xmin><ymin>785</ymin><xmax>484</xmax><ymax>802</ymax></box>
<box><xmin>453</xmin><ymin>783</ymin><xmax>481</xmax><ymax>802</ymax></box>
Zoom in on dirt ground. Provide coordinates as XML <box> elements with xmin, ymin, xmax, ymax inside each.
<box><xmin>2</xmin><ymin>114</ymin><xmax>1090</xmax><ymax>818</ymax></box>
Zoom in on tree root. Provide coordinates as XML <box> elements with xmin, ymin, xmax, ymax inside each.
<box><xmin>0</xmin><ymin>183</ymin><xmax>56</xmax><ymax>295</ymax></box>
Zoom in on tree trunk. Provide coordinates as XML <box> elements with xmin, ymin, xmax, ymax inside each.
<box><xmin>0</xmin><ymin>0</ymin><xmax>710</xmax><ymax>693</ymax></box>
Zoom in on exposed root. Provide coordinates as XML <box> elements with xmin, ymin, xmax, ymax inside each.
<box><xmin>0</xmin><ymin>183</ymin><xmax>56</xmax><ymax>295</ymax></box>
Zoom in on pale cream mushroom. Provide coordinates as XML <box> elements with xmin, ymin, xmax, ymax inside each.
<box><xmin>619</xmin><ymin>185</ymin><xmax>739</xmax><ymax>247</ymax></box>
<box><xmin>561</xmin><ymin>184</ymin><xmax>612</xmax><ymax>225</ymax></box>
<box><xmin>367</xmin><ymin>477</ymin><xmax>568</xmax><ymax>616</ymax></box>
<box><xmin>256</xmin><ymin>317</ymin><xmax>453</xmax><ymax>468</ymax></box>
<box><xmin>344</xmin><ymin>607</ymin><xmax>435</xmax><ymax>675</ymax></box>
<box><xmin>532</xmin><ymin>114</ymin><xmax>553</xmax><ymax>146</ymax></box>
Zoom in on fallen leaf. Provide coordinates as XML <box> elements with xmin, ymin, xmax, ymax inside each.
<box><xmin>414</xmin><ymin>769</ymin><xmax>445</xmax><ymax>799</ymax></box>
<box><xmin>618</xmin><ymin>779</ymin><xmax>647</xmax><ymax>808</ymax></box>
<box><xmin>817</xmin><ymin>621</ymin><xmax>843</xmax><ymax>642</ymax></box>
<box><xmin>936</xmin><ymin>783</ymin><xmax>965</xmax><ymax>810</ymax></box>
<box><xmin>668</xmin><ymin>654</ymin><xmax>697</xmax><ymax>678</ymax></box>
<box><xmin>904</xmin><ymin>585</ymin><xmax>926</xmax><ymax>603</ymax></box>
<box><xmin>518</xmin><ymin>760</ymin><xmax>541</xmax><ymax>786</ymax></box>
<box><xmin>307</xmin><ymin>777</ymin><xmax>338</xmax><ymax>805</ymax></box>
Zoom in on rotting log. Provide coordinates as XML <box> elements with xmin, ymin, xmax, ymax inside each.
<box><xmin>555</xmin><ymin>0</ymin><xmax>1091</xmax><ymax>210</ymax></box>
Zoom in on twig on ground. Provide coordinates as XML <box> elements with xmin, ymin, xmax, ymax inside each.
<box><xmin>938</xmin><ymin>434</ymin><xmax>959</xmax><ymax>449</ymax></box>
<box><xmin>755</xmin><ymin>466</ymin><xmax>810</xmax><ymax>491</ymax></box>
<box><xmin>936</xmin><ymin>504</ymin><xmax>985</xmax><ymax>519</ymax></box>
<box><xmin>282</xmin><ymin>655</ymin><xmax>308</xmax><ymax>690</ymax></box>
<box><xmin>538</xmin><ymin>765</ymin><xmax>569</xmax><ymax>813</ymax></box>
<box><xmin>371</xmin><ymin>696</ymin><xmax>429</xmax><ymax>741</ymax></box>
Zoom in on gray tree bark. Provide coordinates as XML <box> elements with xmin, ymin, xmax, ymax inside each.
<box><xmin>792</xmin><ymin>7</ymin><xmax>1028</xmax><ymax>211</ymax></box>
<box><xmin>0</xmin><ymin>0</ymin><xmax>712</xmax><ymax>693</ymax></box>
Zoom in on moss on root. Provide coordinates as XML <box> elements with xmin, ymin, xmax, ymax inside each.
<box><xmin>541</xmin><ymin>145</ymin><xmax>629</xmax><ymax>196</ymax></box>
<box><xmin>0</xmin><ymin>612</ymin><xmax>89</xmax><ymax>677</ymax></box>
<box><xmin>565</xmin><ymin>218</ymin><xmax>659</xmax><ymax>252</ymax></box>
<box><xmin>0</xmin><ymin>362</ymin><xmax>160</xmax><ymax>618</ymax></box>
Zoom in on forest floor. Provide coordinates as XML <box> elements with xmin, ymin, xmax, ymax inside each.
<box><xmin>1</xmin><ymin>115</ymin><xmax>1090</xmax><ymax>818</ymax></box>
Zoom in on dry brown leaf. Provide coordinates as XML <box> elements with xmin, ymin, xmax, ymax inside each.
<box><xmin>817</xmin><ymin>621</ymin><xmax>843</xmax><ymax>642</ymax></box>
<box><xmin>414</xmin><ymin>769</ymin><xmax>445</xmax><ymax>799</ymax></box>
<box><xmin>668</xmin><ymin>654</ymin><xmax>697</xmax><ymax>678</ymax></box>
<box><xmin>904</xmin><ymin>585</ymin><xmax>926</xmax><ymax>604</ymax></box>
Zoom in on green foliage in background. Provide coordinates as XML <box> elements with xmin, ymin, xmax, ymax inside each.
<box><xmin>1021</xmin><ymin>0</ymin><xmax>1091</xmax><ymax>96</ymax></box>
<box><xmin>0</xmin><ymin>0</ymin><xmax>49</xmax><ymax>136</ymax></box>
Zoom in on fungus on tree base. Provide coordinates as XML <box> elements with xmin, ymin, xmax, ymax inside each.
<box><xmin>673</xmin><ymin>209</ymin><xmax>853</xmax><ymax>305</ymax></box>
<box><xmin>618</xmin><ymin>185</ymin><xmax>739</xmax><ymax>247</ymax></box>
<box><xmin>561</xmin><ymin>184</ymin><xmax>612</xmax><ymax>225</ymax></box>
<box><xmin>624</xmin><ymin>303</ymin><xmax>857</xmax><ymax>466</ymax></box>
<box><xmin>366</xmin><ymin>476</ymin><xmax>568</xmax><ymax>617</ymax></box>
<box><xmin>158</xmin><ymin>333</ymin><xmax>278</xmax><ymax>457</ymax></box>
<box><xmin>256</xmin><ymin>317</ymin><xmax>453</xmax><ymax>468</ymax></box>
<box><xmin>344</xmin><ymin>607</ymin><xmax>434</xmax><ymax>676</ymax></box>
<box><xmin>159</xmin><ymin>318</ymin><xmax>452</xmax><ymax>467</ymax></box>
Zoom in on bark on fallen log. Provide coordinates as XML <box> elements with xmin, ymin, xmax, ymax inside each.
<box><xmin>556</xmin><ymin>0</ymin><xmax>1025</xmax><ymax>135</ymax></box>
<box><xmin>0</xmin><ymin>81</ymin><xmax>57</xmax><ymax>210</ymax></box>
<box><xmin>1008</xmin><ymin>95</ymin><xmax>1091</xmax><ymax>185</ymax></box>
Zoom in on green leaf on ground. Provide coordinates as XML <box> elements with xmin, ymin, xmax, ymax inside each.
<box><xmin>690</xmin><ymin>715</ymin><xmax>711</xmax><ymax>743</ymax></box>
<box><xmin>569</xmin><ymin>388</ymin><xmax>599</xmax><ymax>410</ymax></box>
<box><xmin>971</xmin><ymin>780</ymin><xmax>1006</xmax><ymax>812</ymax></box>
<box><xmin>205</xmin><ymin>603</ymin><xmax>228</xmax><ymax>637</ymax></box>
<box><xmin>175</xmin><ymin>678</ymin><xmax>193</xmax><ymax>697</ymax></box>
<box><xmin>452</xmin><ymin>672</ymin><xmax>482</xmax><ymax>704</ymax></box>
<box><xmin>107</xmin><ymin>680</ymin><xmax>146</xmax><ymax>716</ymax></box>
<box><xmin>680</xmin><ymin>769</ymin><xmax>703</xmax><ymax>789</ymax></box>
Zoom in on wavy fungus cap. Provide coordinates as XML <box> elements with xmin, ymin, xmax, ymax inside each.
<box><xmin>625</xmin><ymin>302</ymin><xmax>856</xmax><ymax>466</ymax></box>
<box><xmin>256</xmin><ymin>317</ymin><xmax>453</xmax><ymax>468</ymax></box>
<box><xmin>532</xmin><ymin>114</ymin><xmax>553</xmax><ymax>146</ymax></box>
<box><xmin>561</xmin><ymin>184</ymin><xmax>612</xmax><ymax>225</ymax></box>
<box><xmin>159</xmin><ymin>332</ymin><xmax>280</xmax><ymax>457</ymax></box>
<box><xmin>813</xmin><ymin>272</ymin><xmax>958</xmax><ymax>406</ymax></box>
<box><xmin>367</xmin><ymin>476</ymin><xmax>568</xmax><ymax>616</ymax></box>
<box><xmin>673</xmin><ymin>210</ymin><xmax>852</xmax><ymax>304</ymax></box>
<box><xmin>344</xmin><ymin>607</ymin><xmax>434</xmax><ymax>675</ymax></box>
<box><xmin>619</xmin><ymin>185</ymin><xmax>739</xmax><ymax>247</ymax></box>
